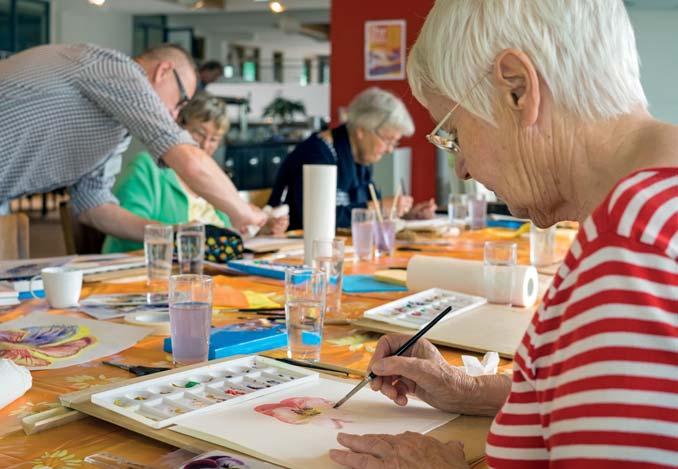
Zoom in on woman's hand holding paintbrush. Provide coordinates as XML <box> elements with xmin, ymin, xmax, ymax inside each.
<box><xmin>364</xmin><ymin>333</ymin><xmax>510</xmax><ymax>416</ymax></box>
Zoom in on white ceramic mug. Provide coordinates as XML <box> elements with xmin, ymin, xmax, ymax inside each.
<box><xmin>30</xmin><ymin>267</ymin><xmax>83</xmax><ymax>309</ymax></box>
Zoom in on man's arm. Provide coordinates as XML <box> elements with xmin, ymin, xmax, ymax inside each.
<box><xmin>78</xmin><ymin>203</ymin><xmax>150</xmax><ymax>242</ymax></box>
<box><xmin>162</xmin><ymin>144</ymin><xmax>267</xmax><ymax>232</ymax></box>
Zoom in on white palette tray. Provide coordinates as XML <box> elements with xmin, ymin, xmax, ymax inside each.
<box><xmin>363</xmin><ymin>288</ymin><xmax>487</xmax><ymax>329</ymax></box>
<box><xmin>90</xmin><ymin>356</ymin><xmax>318</xmax><ymax>429</ymax></box>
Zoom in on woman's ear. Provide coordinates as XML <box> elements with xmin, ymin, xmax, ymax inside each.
<box><xmin>494</xmin><ymin>48</ymin><xmax>540</xmax><ymax>127</ymax></box>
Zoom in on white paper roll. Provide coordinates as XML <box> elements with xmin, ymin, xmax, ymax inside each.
<box><xmin>407</xmin><ymin>255</ymin><xmax>539</xmax><ymax>308</ymax></box>
<box><xmin>303</xmin><ymin>165</ymin><xmax>337</xmax><ymax>265</ymax></box>
<box><xmin>0</xmin><ymin>359</ymin><xmax>32</xmax><ymax>410</ymax></box>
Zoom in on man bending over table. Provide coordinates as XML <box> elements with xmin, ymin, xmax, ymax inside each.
<box><xmin>0</xmin><ymin>43</ymin><xmax>266</xmax><ymax>237</ymax></box>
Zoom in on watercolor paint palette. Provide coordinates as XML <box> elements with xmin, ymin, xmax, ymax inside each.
<box><xmin>90</xmin><ymin>356</ymin><xmax>318</xmax><ymax>429</ymax></box>
<box><xmin>362</xmin><ymin>288</ymin><xmax>487</xmax><ymax>329</ymax></box>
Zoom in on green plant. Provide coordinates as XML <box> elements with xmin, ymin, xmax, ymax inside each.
<box><xmin>263</xmin><ymin>97</ymin><xmax>306</xmax><ymax>122</ymax></box>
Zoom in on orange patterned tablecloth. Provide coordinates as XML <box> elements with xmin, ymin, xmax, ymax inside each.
<box><xmin>0</xmin><ymin>228</ymin><xmax>574</xmax><ymax>468</ymax></box>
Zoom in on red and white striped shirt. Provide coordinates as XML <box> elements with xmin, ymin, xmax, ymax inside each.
<box><xmin>486</xmin><ymin>168</ymin><xmax>678</xmax><ymax>468</ymax></box>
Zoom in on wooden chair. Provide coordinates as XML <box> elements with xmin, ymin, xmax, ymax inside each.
<box><xmin>59</xmin><ymin>202</ymin><xmax>106</xmax><ymax>255</ymax></box>
<box><xmin>238</xmin><ymin>188</ymin><xmax>273</xmax><ymax>208</ymax></box>
<box><xmin>0</xmin><ymin>213</ymin><xmax>30</xmax><ymax>259</ymax></box>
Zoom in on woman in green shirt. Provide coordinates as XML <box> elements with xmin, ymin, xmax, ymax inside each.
<box><xmin>103</xmin><ymin>93</ymin><xmax>287</xmax><ymax>253</ymax></box>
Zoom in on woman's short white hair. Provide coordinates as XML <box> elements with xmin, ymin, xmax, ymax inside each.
<box><xmin>408</xmin><ymin>0</ymin><xmax>648</xmax><ymax>125</ymax></box>
<box><xmin>346</xmin><ymin>87</ymin><xmax>415</xmax><ymax>136</ymax></box>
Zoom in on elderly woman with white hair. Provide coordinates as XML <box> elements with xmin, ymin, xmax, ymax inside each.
<box><xmin>330</xmin><ymin>1</ymin><xmax>677</xmax><ymax>468</ymax></box>
<box><xmin>268</xmin><ymin>87</ymin><xmax>437</xmax><ymax>230</ymax></box>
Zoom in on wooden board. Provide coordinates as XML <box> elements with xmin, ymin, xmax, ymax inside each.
<box><xmin>59</xmin><ymin>357</ymin><xmax>493</xmax><ymax>465</ymax></box>
<box><xmin>353</xmin><ymin>303</ymin><xmax>535</xmax><ymax>359</ymax></box>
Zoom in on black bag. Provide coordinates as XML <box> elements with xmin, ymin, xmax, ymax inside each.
<box><xmin>204</xmin><ymin>225</ymin><xmax>245</xmax><ymax>263</ymax></box>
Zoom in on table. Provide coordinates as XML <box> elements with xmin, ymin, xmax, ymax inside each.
<box><xmin>0</xmin><ymin>227</ymin><xmax>574</xmax><ymax>468</ymax></box>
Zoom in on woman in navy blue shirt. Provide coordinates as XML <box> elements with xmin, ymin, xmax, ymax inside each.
<box><xmin>269</xmin><ymin>87</ymin><xmax>436</xmax><ymax>230</ymax></box>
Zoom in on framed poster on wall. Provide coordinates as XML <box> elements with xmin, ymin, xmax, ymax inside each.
<box><xmin>365</xmin><ymin>19</ymin><xmax>406</xmax><ymax>81</ymax></box>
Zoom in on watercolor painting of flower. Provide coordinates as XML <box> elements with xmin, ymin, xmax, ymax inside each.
<box><xmin>0</xmin><ymin>325</ymin><xmax>96</xmax><ymax>367</ymax></box>
<box><xmin>64</xmin><ymin>373</ymin><xmax>125</xmax><ymax>390</ymax></box>
<box><xmin>31</xmin><ymin>449</ymin><xmax>81</xmax><ymax>469</ymax></box>
<box><xmin>254</xmin><ymin>397</ymin><xmax>352</xmax><ymax>429</ymax></box>
<box><xmin>183</xmin><ymin>454</ymin><xmax>250</xmax><ymax>469</ymax></box>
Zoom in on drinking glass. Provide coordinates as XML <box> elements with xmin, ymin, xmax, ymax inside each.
<box><xmin>374</xmin><ymin>220</ymin><xmax>397</xmax><ymax>257</ymax></box>
<box><xmin>177</xmin><ymin>222</ymin><xmax>205</xmax><ymax>275</ymax></box>
<box><xmin>169</xmin><ymin>274</ymin><xmax>213</xmax><ymax>366</ymax></box>
<box><xmin>483</xmin><ymin>241</ymin><xmax>517</xmax><ymax>306</ymax></box>
<box><xmin>448</xmin><ymin>193</ymin><xmax>468</xmax><ymax>228</ymax></box>
<box><xmin>530</xmin><ymin>224</ymin><xmax>557</xmax><ymax>267</ymax></box>
<box><xmin>284</xmin><ymin>268</ymin><xmax>327</xmax><ymax>362</ymax></box>
<box><xmin>468</xmin><ymin>194</ymin><xmax>488</xmax><ymax>230</ymax></box>
<box><xmin>351</xmin><ymin>208</ymin><xmax>375</xmax><ymax>261</ymax></box>
<box><xmin>144</xmin><ymin>224</ymin><xmax>173</xmax><ymax>303</ymax></box>
<box><xmin>312</xmin><ymin>239</ymin><xmax>345</xmax><ymax>318</ymax></box>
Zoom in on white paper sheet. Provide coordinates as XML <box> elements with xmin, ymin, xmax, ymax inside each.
<box><xmin>172</xmin><ymin>377</ymin><xmax>457</xmax><ymax>469</ymax></box>
<box><xmin>0</xmin><ymin>313</ymin><xmax>150</xmax><ymax>370</ymax></box>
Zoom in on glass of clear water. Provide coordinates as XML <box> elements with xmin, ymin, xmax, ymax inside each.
<box><xmin>448</xmin><ymin>193</ymin><xmax>468</xmax><ymax>229</ymax></box>
<box><xmin>312</xmin><ymin>239</ymin><xmax>345</xmax><ymax>318</ymax></box>
<box><xmin>530</xmin><ymin>224</ymin><xmax>557</xmax><ymax>267</ymax></box>
<box><xmin>144</xmin><ymin>224</ymin><xmax>173</xmax><ymax>303</ymax></box>
<box><xmin>351</xmin><ymin>208</ymin><xmax>375</xmax><ymax>261</ymax></box>
<box><xmin>177</xmin><ymin>222</ymin><xmax>205</xmax><ymax>275</ymax></box>
<box><xmin>468</xmin><ymin>194</ymin><xmax>488</xmax><ymax>230</ymax></box>
<box><xmin>483</xmin><ymin>241</ymin><xmax>517</xmax><ymax>306</ymax></box>
<box><xmin>169</xmin><ymin>274</ymin><xmax>213</xmax><ymax>366</ymax></box>
<box><xmin>284</xmin><ymin>268</ymin><xmax>327</xmax><ymax>362</ymax></box>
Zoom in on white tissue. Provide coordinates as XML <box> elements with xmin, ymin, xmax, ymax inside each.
<box><xmin>461</xmin><ymin>352</ymin><xmax>499</xmax><ymax>376</ymax></box>
<box><xmin>0</xmin><ymin>359</ymin><xmax>32</xmax><ymax>410</ymax></box>
<box><xmin>263</xmin><ymin>204</ymin><xmax>290</xmax><ymax>218</ymax></box>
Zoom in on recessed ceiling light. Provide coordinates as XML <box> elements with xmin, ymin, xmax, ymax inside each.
<box><xmin>269</xmin><ymin>1</ymin><xmax>285</xmax><ymax>13</ymax></box>
<box><xmin>88</xmin><ymin>0</ymin><xmax>106</xmax><ymax>5</ymax></box>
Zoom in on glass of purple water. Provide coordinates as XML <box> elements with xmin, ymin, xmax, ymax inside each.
<box><xmin>351</xmin><ymin>208</ymin><xmax>375</xmax><ymax>261</ymax></box>
<box><xmin>374</xmin><ymin>219</ymin><xmax>397</xmax><ymax>257</ymax></box>
<box><xmin>169</xmin><ymin>274</ymin><xmax>213</xmax><ymax>366</ymax></box>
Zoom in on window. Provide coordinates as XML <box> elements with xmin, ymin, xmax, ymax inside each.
<box><xmin>318</xmin><ymin>55</ymin><xmax>330</xmax><ymax>84</ymax></box>
<box><xmin>300</xmin><ymin>58</ymin><xmax>312</xmax><ymax>86</ymax></box>
<box><xmin>0</xmin><ymin>0</ymin><xmax>49</xmax><ymax>55</ymax></box>
<box><xmin>273</xmin><ymin>51</ymin><xmax>283</xmax><ymax>83</ymax></box>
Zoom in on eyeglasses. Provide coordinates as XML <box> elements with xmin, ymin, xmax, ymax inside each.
<box><xmin>372</xmin><ymin>130</ymin><xmax>401</xmax><ymax>150</ymax></box>
<box><xmin>172</xmin><ymin>69</ymin><xmax>190</xmax><ymax>110</ymax></box>
<box><xmin>426</xmin><ymin>72</ymin><xmax>490</xmax><ymax>155</ymax></box>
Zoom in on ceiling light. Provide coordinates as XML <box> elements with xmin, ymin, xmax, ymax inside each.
<box><xmin>88</xmin><ymin>0</ymin><xmax>105</xmax><ymax>5</ymax></box>
<box><xmin>269</xmin><ymin>1</ymin><xmax>285</xmax><ymax>13</ymax></box>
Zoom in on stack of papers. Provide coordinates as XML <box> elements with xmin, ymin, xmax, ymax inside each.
<box><xmin>0</xmin><ymin>282</ymin><xmax>20</xmax><ymax>307</ymax></box>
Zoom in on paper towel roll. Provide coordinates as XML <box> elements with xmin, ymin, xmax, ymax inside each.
<box><xmin>407</xmin><ymin>255</ymin><xmax>539</xmax><ymax>307</ymax></box>
<box><xmin>303</xmin><ymin>165</ymin><xmax>337</xmax><ymax>265</ymax></box>
<box><xmin>0</xmin><ymin>359</ymin><xmax>32</xmax><ymax>410</ymax></box>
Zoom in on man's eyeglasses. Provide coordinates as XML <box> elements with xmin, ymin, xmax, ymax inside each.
<box><xmin>173</xmin><ymin>69</ymin><xmax>190</xmax><ymax>110</ymax></box>
<box><xmin>426</xmin><ymin>72</ymin><xmax>490</xmax><ymax>155</ymax></box>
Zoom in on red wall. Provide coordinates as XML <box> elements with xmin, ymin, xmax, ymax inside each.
<box><xmin>330</xmin><ymin>0</ymin><xmax>436</xmax><ymax>201</ymax></box>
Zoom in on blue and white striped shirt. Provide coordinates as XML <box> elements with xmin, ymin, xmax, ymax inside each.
<box><xmin>0</xmin><ymin>43</ymin><xmax>195</xmax><ymax>214</ymax></box>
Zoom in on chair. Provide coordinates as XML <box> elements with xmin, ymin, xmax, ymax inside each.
<box><xmin>0</xmin><ymin>213</ymin><xmax>30</xmax><ymax>259</ymax></box>
<box><xmin>59</xmin><ymin>202</ymin><xmax>106</xmax><ymax>255</ymax></box>
<box><xmin>238</xmin><ymin>188</ymin><xmax>273</xmax><ymax>208</ymax></box>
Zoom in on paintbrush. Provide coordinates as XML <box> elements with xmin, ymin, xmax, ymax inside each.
<box><xmin>333</xmin><ymin>305</ymin><xmax>453</xmax><ymax>409</ymax></box>
<box><xmin>389</xmin><ymin>183</ymin><xmax>402</xmax><ymax>221</ymax></box>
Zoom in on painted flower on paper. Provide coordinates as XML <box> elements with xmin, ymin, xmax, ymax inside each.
<box><xmin>64</xmin><ymin>374</ymin><xmax>125</xmax><ymax>390</ymax></box>
<box><xmin>31</xmin><ymin>449</ymin><xmax>81</xmax><ymax>468</ymax></box>
<box><xmin>254</xmin><ymin>397</ymin><xmax>352</xmax><ymax>429</ymax></box>
<box><xmin>184</xmin><ymin>455</ymin><xmax>249</xmax><ymax>469</ymax></box>
<box><xmin>8</xmin><ymin>400</ymin><xmax>60</xmax><ymax>418</ymax></box>
<box><xmin>0</xmin><ymin>325</ymin><xmax>96</xmax><ymax>367</ymax></box>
